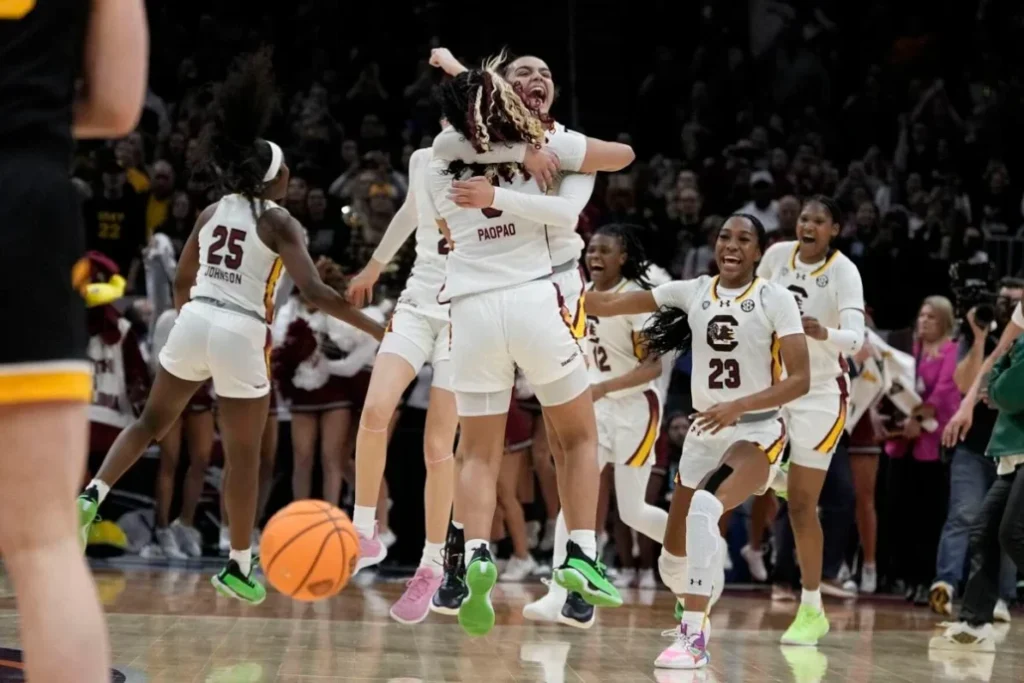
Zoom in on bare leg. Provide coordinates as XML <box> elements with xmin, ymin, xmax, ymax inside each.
<box><xmin>319</xmin><ymin>408</ymin><xmax>352</xmax><ymax>507</ymax></box>
<box><xmin>497</xmin><ymin>450</ymin><xmax>530</xmax><ymax>558</ymax></box>
<box><xmin>290</xmin><ymin>412</ymin><xmax>318</xmax><ymax>500</ymax></box>
<box><xmin>531</xmin><ymin>416</ymin><xmax>560</xmax><ymax>522</ymax></box>
<box><xmin>542</xmin><ymin>390</ymin><xmax>599</xmax><ymax>535</ymax></box>
<box><xmin>596</xmin><ymin>465</ymin><xmax>613</xmax><ymax>539</ymax></box>
<box><xmin>256</xmin><ymin>412</ymin><xmax>278</xmax><ymax>524</ymax></box>
<box><xmin>179</xmin><ymin>409</ymin><xmax>214</xmax><ymax>526</ymax></box>
<box><xmin>788</xmin><ymin>463</ymin><xmax>829</xmax><ymax>592</ymax></box>
<box><xmin>458</xmin><ymin>413</ymin><xmax>508</xmax><ymax>543</ymax></box>
<box><xmin>850</xmin><ymin>454</ymin><xmax>878</xmax><ymax>565</ymax></box>
<box><xmin>217</xmin><ymin>394</ymin><xmax>270</xmax><ymax>554</ymax></box>
<box><xmin>423</xmin><ymin>386</ymin><xmax>458</xmax><ymax>545</ymax></box>
<box><xmin>0</xmin><ymin>401</ymin><xmax>110</xmax><ymax>683</ymax></box>
<box><xmin>155</xmin><ymin>418</ymin><xmax>183</xmax><ymax>528</ymax></box>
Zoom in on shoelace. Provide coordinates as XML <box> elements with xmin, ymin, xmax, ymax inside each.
<box><xmin>403</xmin><ymin>572</ymin><xmax>436</xmax><ymax>601</ymax></box>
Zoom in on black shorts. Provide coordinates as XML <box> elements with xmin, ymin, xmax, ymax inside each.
<box><xmin>0</xmin><ymin>155</ymin><xmax>90</xmax><ymax>404</ymax></box>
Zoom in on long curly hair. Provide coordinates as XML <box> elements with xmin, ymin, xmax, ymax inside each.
<box><xmin>436</xmin><ymin>52</ymin><xmax>546</xmax><ymax>184</ymax></box>
<box><xmin>195</xmin><ymin>47</ymin><xmax>281</xmax><ymax>217</ymax></box>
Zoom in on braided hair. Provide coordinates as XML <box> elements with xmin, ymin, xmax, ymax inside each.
<box><xmin>593</xmin><ymin>223</ymin><xmax>653</xmax><ymax>290</ymax></box>
<box><xmin>641</xmin><ymin>212</ymin><xmax>767</xmax><ymax>358</ymax></box>
<box><xmin>436</xmin><ymin>53</ymin><xmax>546</xmax><ymax>184</ymax></box>
<box><xmin>195</xmin><ymin>47</ymin><xmax>281</xmax><ymax>218</ymax></box>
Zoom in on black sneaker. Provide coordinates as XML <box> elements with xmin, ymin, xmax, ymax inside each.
<box><xmin>558</xmin><ymin>591</ymin><xmax>595</xmax><ymax>630</ymax></box>
<box><xmin>430</xmin><ymin>525</ymin><xmax>467</xmax><ymax>615</ymax></box>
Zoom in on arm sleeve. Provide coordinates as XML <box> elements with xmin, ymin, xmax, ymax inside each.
<box><xmin>652</xmin><ymin>278</ymin><xmax>703</xmax><ymax>313</ymax></box>
<box><xmin>835</xmin><ymin>258</ymin><xmax>866</xmax><ymax>313</ymax></box>
<box><xmin>490</xmin><ymin>173</ymin><xmax>595</xmax><ymax>228</ymax></box>
<box><xmin>826</xmin><ymin>308</ymin><xmax>866</xmax><ymax>354</ymax></box>
<box><xmin>431</xmin><ymin>127</ymin><xmax>526</xmax><ymax>164</ymax></box>
<box><xmin>371</xmin><ymin>152</ymin><xmax>423</xmax><ymax>264</ymax></box>
<box><xmin>764</xmin><ymin>284</ymin><xmax>806</xmax><ymax>338</ymax></box>
<box><xmin>547</xmin><ymin>130</ymin><xmax>588</xmax><ymax>172</ymax></box>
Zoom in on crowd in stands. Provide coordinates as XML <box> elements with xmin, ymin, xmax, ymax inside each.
<box><xmin>75</xmin><ymin>0</ymin><xmax>1024</xmax><ymax>611</ymax></box>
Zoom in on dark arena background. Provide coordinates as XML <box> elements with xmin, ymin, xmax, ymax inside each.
<box><xmin>4</xmin><ymin>0</ymin><xmax>1024</xmax><ymax>681</ymax></box>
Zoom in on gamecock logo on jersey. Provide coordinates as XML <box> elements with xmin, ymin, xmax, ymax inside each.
<box><xmin>706</xmin><ymin>314</ymin><xmax>739</xmax><ymax>352</ymax></box>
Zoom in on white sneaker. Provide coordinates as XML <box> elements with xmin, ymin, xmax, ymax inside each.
<box><xmin>994</xmin><ymin>599</ymin><xmax>1011</xmax><ymax>623</ymax></box>
<box><xmin>614</xmin><ymin>568</ymin><xmax>637</xmax><ymax>588</ymax></box>
<box><xmin>155</xmin><ymin>527</ymin><xmax>188</xmax><ymax>560</ymax></box>
<box><xmin>837</xmin><ymin>562</ymin><xmax>852</xmax><ymax>583</ymax></box>
<box><xmin>139</xmin><ymin>542</ymin><xmax>165</xmax><ymax>560</ymax></box>
<box><xmin>379</xmin><ymin>528</ymin><xmax>397</xmax><ymax>549</ymax></box>
<box><xmin>523</xmin><ymin>582</ymin><xmax>567</xmax><ymax>623</ymax></box>
<box><xmin>722</xmin><ymin>549</ymin><xmax>733</xmax><ymax>572</ymax></box>
<box><xmin>171</xmin><ymin>519</ymin><xmax>202</xmax><ymax>558</ymax></box>
<box><xmin>740</xmin><ymin>544</ymin><xmax>768</xmax><ymax>582</ymax></box>
<box><xmin>218</xmin><ymin>526</ymin><xmax>231</xmax><ymax>553</ymax></box>
<box><xmin>860</xmin><ymin>563</ymin><xmax>878</xmax><ymax>594</ymax></box>
<box><xmin>638</xmin><ymin>569</ymin><xmax>658</xmax><ymax>589</ymax></box>
<box><xmin>501</xmin><ymin>554</ymin><xmax>538</xmax><ymax>582</ymax></box>
<box><xmin>820</xmin><ymin>580</ymin><xmax>857</xmax><ymax>599</ymax></box>
<box><xmin>526</xmin><ymin>520</ymin><xmax>541</xmax><ymax>549</ymax></box>
<box><xmin>928</xmin><ymin>621</ymin><xmax>996</xmax><ymax>653</ymax></box>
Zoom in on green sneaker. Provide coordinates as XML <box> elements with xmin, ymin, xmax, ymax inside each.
<box><xmin>552</xmin><ymin>540</ymin><xmax>622</xmax><ymax>608</ymax></box>
<box><xmin>780</xmin><ymin>603</ymin><xmax>830</xmax><ymax>645</ymax></box>
<box><xmin>773</xmin><ymin>461</ymin><xmax>791</xmax><ymax>501</ymax></box>
<box><xmin>674</xmin><ymin>598</ymin><xmax>685</xmax><ymax>621</ymax></box>
<box><xmin>76</xmin><ymin>488</ymin><xmax>100</xmax><ymax>551</ymax></box>
<box><xmin>458</xmin><ymin>545</ymin><xmax>498</xmax><ymax>636</ymax></box>
<box><xmin>211</xmin><ymin>560</ymin><xmax>266</xmax><ymax>605</ymax></box>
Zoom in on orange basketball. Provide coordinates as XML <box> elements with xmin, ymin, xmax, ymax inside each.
<box><xmin>259</xmin><ymin>500</ymin><xmax>360</xmax><ymax>601</ymax></box>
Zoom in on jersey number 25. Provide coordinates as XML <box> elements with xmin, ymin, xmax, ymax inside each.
<box><xmin>208</xmin><ymin>226</ymin><xmax>245</xmax><ymax>270</ymax></box>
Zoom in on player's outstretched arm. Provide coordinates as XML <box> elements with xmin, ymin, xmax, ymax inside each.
<box><xmin>75</xmin><ymin>0</ymin><xmax>149</xmax><ymax>138</ymax></box>
<box><xmin>585</xmin><ymin>290</ymin><xmax>658</xmax><ymax>317</ymax></box>
<box><xmin>264</xmin><ymin>210</ymin><xmax>386</xmax><ymax>341</ymax></box>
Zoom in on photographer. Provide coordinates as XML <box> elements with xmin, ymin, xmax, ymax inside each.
<box><xmin>932</xmin><ymin>306</ymin><xmax>1024</xmax><ymax>651</ymax></box>
<box><xmin>929</xmin><ymin>279</ymin><xmax>1023</xmax><ymax>617</ymax></box>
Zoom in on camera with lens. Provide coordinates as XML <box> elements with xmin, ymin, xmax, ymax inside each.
<box><xmin>949</xmin><ymin>259</ymin><xmax>999</xmax><ymax>335</ymax></box>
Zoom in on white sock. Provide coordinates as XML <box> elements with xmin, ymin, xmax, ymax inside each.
<box><xmin>352</xmin><ymin>505</ymin><xmax>376</xmax><ymax>538</ymax></box>
<box><xmin>569</xmin><ymin>529</ymin><xmax>597</xmax><ymax>561</ymax></box>
<box><xmin>420</xmin><ymin>541</ymin><xmax>444</xmax><ymax>575</ymax></box>
<box><xmin>801</xmin><ymin>588</ymin><xmax>822</xmax><ymax>611</ymax></box>
<box><xmin>681</xmin><ymin>609</ymin><xmax>706</xmax><ymax>635</ymax></box>
<box><xmin>552</xmin><ymin>510</ymin><xmax>569</xmax><ymax>568</ymax></box>
<box><xmin>464</xmin><ymin>538</ymin><xmax>488</xmax><ymax>568</ymax></box>
<box><xmin>88</xmin><ymin>478</ymin><xmax>111</xmax><ymax>504</ymax></box>
<box><xmin>452</xmin><ymin>520</ymin><xmax>464</xmax><ymax>530</ymax></box>
<box><xmin>230</xmin><ymin>547</ymin><xmax>252</xmax><ymax>576</ymax></box>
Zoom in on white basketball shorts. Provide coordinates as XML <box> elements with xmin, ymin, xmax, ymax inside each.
<box><xmin>377</xmin><ymin>306</ymin><xmax>451</xmax><ymax>390</ymax></box>
<box><xmin>784</xmin><ymin>375</ymin><xmax>849</xmax><ymax>469</ymax></box>
<box><xmin>159</xmin><ymin>302</ymin><xmax>270</xmax><ymax>399</ymax></box>
<box><xmin>596</xmin><ymin>389</ymin><xmax>662</xmax><ymax>468</ymax></box>
<box><xmin>449</xmin><ymin>279</ymin><xmax>585</xmax><ymax>395</ymax></box>
<box><xmin>675</xmin><ymin>414</ymin><xmax>787</xmax><ymax>493</ymax></box>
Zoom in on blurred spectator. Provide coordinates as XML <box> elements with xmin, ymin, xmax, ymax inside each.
<box><xmin>886</xmin><ymin>295</ymin><xmax>959</xmax><ymax>605</ymax></box>
<box><xmin>156</xmin><ymin>191</ymin><xmax>195</xmax><ymax>255</ymax></box>
<box><xmin>82</xmin><ymin>151</ymin><xmax>146</xmax><ymax>290</ymax></box>
<box><xmin>738</xmin><ymin>171</ymin><xmax>780</xmax><ymax>233</ymax></box>
<box><xmin>145</xmin><ymin>160</ymin><xmax>175</xmax><ymax>238</ymax></box>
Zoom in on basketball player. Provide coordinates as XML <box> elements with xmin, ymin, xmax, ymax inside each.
<box><xmin>429</xmin><ymin>48</ymin><xmax>635</xmax><ymax>627</ymax></box>
<box><xmin>76</xmin><ymin>50</ymin><xmax>384</xmax><ymax>605</ymax></box>
<box><xmin>429</xmin><ymin>63</ymin><xmax>633</xmax><ymax>637</ymax></box>
<box><xmin>757</xmin><ymin>195</ymin><xmax>865</xmax><ymax>645</ymax></box>
<box><xmin>587</xmin><ymin>215</ymin><xmax>811</xmax><ymax>669</ymax></box>
<box><xmin>0</xmin><ymin>1</ymin><xmax>147</xmax><ymax>680</ymax></box>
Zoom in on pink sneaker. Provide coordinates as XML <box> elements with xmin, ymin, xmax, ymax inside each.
<box><xmin>390</xmin><ymin>567</ymin><xmax>443</xmax><ymax>624</ymax></box>
<box><xmin>655</xmin><ymin>622</ymin><xmax>711</xmax><ymax>670</ymax></box>
<box><xmin>355</xmin><ymin>524</ymin><xmax>388</xmax><ymax>574</ymax></box>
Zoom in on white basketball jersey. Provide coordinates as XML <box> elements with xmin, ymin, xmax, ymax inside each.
<box><xmin>585</xmin><ymin>279</ymin><xmax>654</xmax><ymax>398</ymax></box>
<box><xmin>190</xmin><ymin>194</ymin><xmax>286</xmax><ymax>322</ymax></box>
<box><xmin>758</xmin><ymin>241</ymin><xmax>865</xmax><ymax>383</ymax></box>
<box><xmin>653</xmin><ymin>275</ymin><xmax>804</xmax><ymax>411</ymax></box>
<box><xmin>547</xmin><ymin>122</ymin><xmax>586</xmax><ymax>268</ymax></box>
<box><xmin>429</xmin><ymin>158</ymin><xmax>552</xmax><ymax>301</ymax></box>
<box><xmin>396</xmin><ymin>148</ymin><xmax>448</xmax><ymax>320</ymax></box>
<box><xmin>88</xmin><ymin>318</ymin><xmax>134</xmax><ymax>429</ymax></box>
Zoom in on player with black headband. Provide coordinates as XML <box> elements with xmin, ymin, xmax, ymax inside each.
<box><xmin>77</xmin><ymin>49</ymin><xmax>384</xmax><ymax>605</ymax></box>
<box><xmin>586</xmin><ymin>214</ymin><xmax>811</xmax><ymax>670</ymax></box>
<box><xmin>757</xmin><ymin>195</ymin><xmax>866</xmax><ymax>644</ymax></box>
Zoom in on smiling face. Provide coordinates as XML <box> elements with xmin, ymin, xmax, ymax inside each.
<box><xmin>714</xmin><ymin>216</ymin><xmax>762</xmax><ymax>283</ymax></box>
<box><xmin>585</xmin><ymin>233</ymin><xmax>626</xmax><ymax>290</ymax></box>
<box><xmin>916</xmin><ymin>303</ymin><xmax>945</xmax><ymax>342</ymax></box>
<box><xmin>796</xmin><ymin>200</ymin><xmax>839</xmax><ymax>261</ymax></box>
<box><xmin>505</xmin><ymin>56</ymin><xmax>554</xmax><ymax>114</ymax></box>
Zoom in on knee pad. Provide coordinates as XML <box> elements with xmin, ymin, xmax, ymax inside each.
<box><xmin>703</xmin><ymin>464</ymin><xmax>733</xmax><ymax>495</ymax></box>
<box><xmin>533</xmin><ymin>364</ymin><xmax>590</xmax><ymax>407</ymax></box>
<box><xmin>659</xmin><ymin>550</ymin><xmax>689</xmax><ymax>595</ymax></box>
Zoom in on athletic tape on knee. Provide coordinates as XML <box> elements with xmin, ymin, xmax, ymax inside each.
<box><xmin>685</xmin><ymin>511</ymin><xmax>720</xmax><ymax>597</ymax></box>
<box><xmin>658</xmin><ymin>550</ymin><xmax>689</xmax><ymax>595</ymax></box>
<box><xmin>703</xmin><ymin>464</ymin><xmax>733</xmax><ymax>494</ymax></box>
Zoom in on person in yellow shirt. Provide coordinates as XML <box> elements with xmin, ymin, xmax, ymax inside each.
<box><xmin>145</xmin><ymin>160</ymin><xmax>174</xmax><ymax>238</ymax></box>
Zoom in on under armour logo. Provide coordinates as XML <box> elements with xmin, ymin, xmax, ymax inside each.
<box><xmin>795</xmin><ymin>273</ymin><xmax>807</xmax><ymax>281</ymax></box>
<box><xmin>689</xmin><ymin>579</ymin><xmax>702</xmax><ymax>586</ymax></box>
<box><xmin>719</xmin><ymin>300</ymin><xmax>731</xmax><ymax>307</ymax></box>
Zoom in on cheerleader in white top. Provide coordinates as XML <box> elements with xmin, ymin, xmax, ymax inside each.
<box><xmin>587</xmin><ymin>215</ymin><xmax>811</xmax><ymax>670</ymax></box>
<box><xmin>757</xmin><ymin>195</ymin><xmax>866</xmax><ymax>644</ymax></box>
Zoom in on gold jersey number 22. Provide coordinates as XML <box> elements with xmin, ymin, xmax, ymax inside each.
<box><xmin>0</xmin><ymin>0</ymin><xmax>36</xmax><ymax>20</ymax></box>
